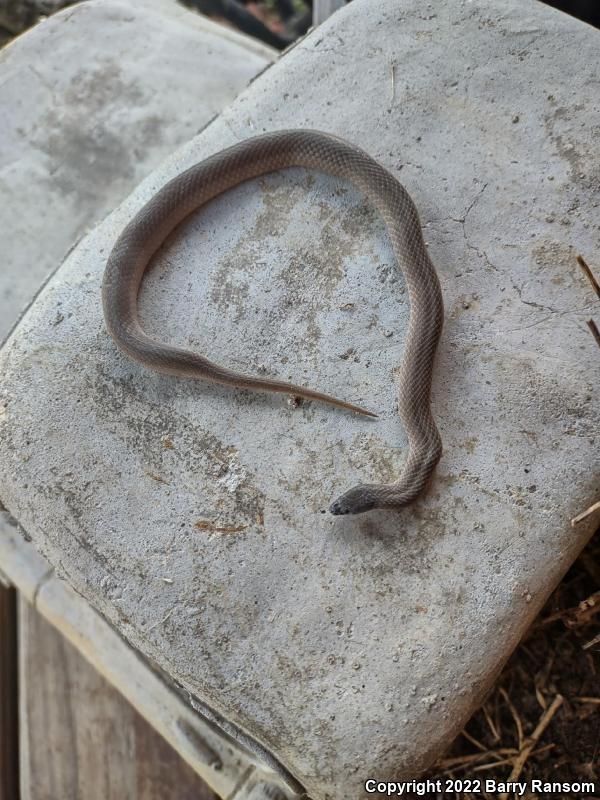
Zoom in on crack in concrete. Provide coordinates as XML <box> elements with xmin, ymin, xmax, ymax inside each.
<box><xmin>500</xmin><ymin>301</ymin><xmax>600</xmax><ymax>333</ymax></box>
<box><xmin>513</xmin><ymin>282</ymin><xmax>557</xmax><ymax>314</ymax></box>
<box><xmin>452</xmin><ymin>182</ymin><xmax>489</xmax><ymax>227</ymax></box>
<box><xmin>446</xmin><ymin>183</ymin><xmax>500</xmax><ymax>272</ymax></box>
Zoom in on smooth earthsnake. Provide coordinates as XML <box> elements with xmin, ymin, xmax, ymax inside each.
<box><xmin>102</xmin><ymin>130</ymin><xmax>443</xmax><ymax>515</ymax></box>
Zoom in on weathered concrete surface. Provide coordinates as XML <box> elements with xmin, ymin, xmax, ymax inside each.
<box><xmin>1</xmin><ymin>1</ymin><xmax>599</xmax><ymax>798</ymax></box>
<box><xmin>0</xmin><ymin>0</ymin><xmax>273</xmax><ymax>341</ymax></box>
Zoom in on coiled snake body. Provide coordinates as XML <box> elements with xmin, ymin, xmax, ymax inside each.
<box><xmin>102</xmin><ymin>130</ymin><xmax>443</xmax><ymax>515</ymax></box>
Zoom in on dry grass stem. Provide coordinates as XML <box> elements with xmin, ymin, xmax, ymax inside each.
<box><xmin>586</xmin><ymin>319</ymin><xmax>600</xmax><ymax>349</ymax></box>
<box><xmin>437</xmin><ymin>747</ymin><xmax>519</xmax><ymax>771</ymax></box>
<box><xmin>498</xmin><ymin>694</ymin><xmax>564</xmax><ymax>799</ymax></box>
<box><xmin>472</xmin><ymin>744</ymin><xmax>555</xmax><ymax>774</ymax></box>
<box><xmin>583</xmin><ymin>631</ymin><xmax>600</xmax><ymax>651</ymax></box>
<box><xmin>571</xmin><ymin>500</ymin><xmax>600</xmax><ymax>527</ymax></box>
<box><xmin>569</xmin><ymin>591</ymin><xmax>600</xmax><ymax>627</ymax></box>
<box><xmin>576</xmin><ymin>254</ymin><xmax>600</xmax><ymax>299</ymax></box>
<box><xmin>482</xmin><ymin>703</ymin><xmax>501</xmax><ymax>742</ymax></box>
<box><xmin>461</xmin><ymin>729</ymin><xmax>489</xmax><ymax>752</ymax></box>
<box><xmin>534</xmin><ymin>684</ymin><xmax>547</xmax><ymax>710</ymax></box>
<box><xmin>499</xmin><ymin>687</ymin><xmax>524</xmax><ymax>748</ymax></box>
<box><xmin>541</xmin><ymin>590</ymin><xmax>600</xmax><ymax>628</ymax></box>
<box><xmin>471</xmin><ymin>757</ymin><xmax>516</xmax><ymax>772</ymax></box>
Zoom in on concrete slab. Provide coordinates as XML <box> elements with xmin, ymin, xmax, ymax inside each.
<box><xmin>0</xmin><ymin>0</ymin><xmax>273</xmax><ymax>340</ymax></box>
<box><xmin>1</xmin><ymin>1</ymin><xmax>599</xmax><ymax>798</ymax></box>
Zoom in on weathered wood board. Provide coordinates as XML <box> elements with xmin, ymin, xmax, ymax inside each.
<box><xmin>18</xmin><ymin>599</ymin><xmax>217</xmax><ymax>800</ymax></box>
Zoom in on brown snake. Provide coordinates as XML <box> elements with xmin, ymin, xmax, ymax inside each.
<box><xmin>102</xmin><ymin>130</ymin><xmax>444</xmax><ymax>515</ymax></box>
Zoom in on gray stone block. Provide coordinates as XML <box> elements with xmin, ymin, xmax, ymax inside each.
<box><xmin>0</xmin><ymin>0</ymin><xmax>273</xmax><ymax>340</ymax></box>
<box><xmin>1</xmin><ymin>1</ymin><xmax>599</xmax><ymax>798</ymax></box>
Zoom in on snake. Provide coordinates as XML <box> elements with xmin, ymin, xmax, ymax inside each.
<box><xmin>102</xmin><ymin>130</ymin><xmax>444</xmax><ymax>515</ymax></box>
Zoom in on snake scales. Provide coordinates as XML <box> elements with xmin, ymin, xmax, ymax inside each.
<box><xmin>102</xmin><ymin>130</ymin><xmax>443</xmax><ymax>515</ymax></box>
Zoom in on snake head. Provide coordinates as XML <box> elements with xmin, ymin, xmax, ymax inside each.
<box><xmin>329</xmin><ymin>485</ymin><xmax>377</xmax><ymax>516</ymax></box>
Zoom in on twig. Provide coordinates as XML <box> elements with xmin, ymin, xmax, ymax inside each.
<box><xmin>472</xmin><ymin>744</ymin><xmax>555</xmax><ymax>773</ymax></box>
<box><xmin>576</xmin><ymin>255</ymin><xmax>600</xmax><ymax>347</ymax></box>
<box><xmin>472</xmin><ymin>756</ymin><xmax>517</xmax><ymax>772</ymax></box>
<box><xmin>500</xmin><ymin>687</ymin><xmax>524</xmax><ymax>749</ymax></box>
<box><xmin>482</xmin><ymin>702</ymin><xmax>501</xmax><ymax>742</ymax></box>
<box><xmin>571</xmin><ymin>500</ymin><xmax>600</xmax><ymax>527</ymax></box>
<box><xmin>568</xmin><ymin>591</ymin><xmax>600</xmax><ymax>627</ymax></box>
<box><xmin>498</xmin><ymin>694</ymin><xmax>563</xmax><ymax>799</ymax></box>
<box><xmin>583</xmin><ymin>632</ymin><xmax>600</xmax><ymax>651</ymax></box>
<box><xmin>436</xmin><ymin>752</ymin><xmax>497</xmax><ymax>771</ymax></box>
<box><xmin>461</xmin><ymin>729</ymin><xmax>489</xmax><ymax>752</ymax></box>
<box><xmin>390</xmin><ymin>58</ymin><xmax>396</xmax><ymax>108</ymax></box>
<box><xmin>540</xmin><ymin>590</ymin><xmax>600</xmax><ymax>628</ymax></box>
<box><xmin>437</xmin><ymin>748</ymin><xmax>518</xmax><ymax>770</ymax></box>
<box><xmin>586</xmin><ymin>319</ymin><xmax>600</xmax><ymax>349</ymax></box>
<box><xmin>535</xmin><ymin>684</ymin><xmax>547</xmax><ymax>710</ymax></box>
<box><xmin>577</xmin><ymin>254</ymin><xmax>600</xmax><ymax>300</ymax></box>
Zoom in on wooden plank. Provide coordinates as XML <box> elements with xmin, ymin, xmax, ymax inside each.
<box><xmin>18</xmin><ymin>597</ymin><xmax>218</xmax><ymax>800</ymax></box>
<box><xmin>35</xmin><ymin>579</ymin><xmax>258</xmax><ymax>796</ymax></box>
<box><xmin>313</xmin><ymin>0</ymin><xmax>345</xmax><ymax>25</ymax></box>
<box><xmin>0</xmin><ymin>580</ymin><xmax>18</xmax><ymax>800</ymax></box>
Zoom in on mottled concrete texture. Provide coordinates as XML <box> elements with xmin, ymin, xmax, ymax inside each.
<box><xmin>1</xmin><ymin>1</ymin><xmax>599</xmax><ymax>798</ymax></box>
<box><xmin>0</xmin><ymin>0</ymin><xmax>273</xmax><ymax>340</ymax></box>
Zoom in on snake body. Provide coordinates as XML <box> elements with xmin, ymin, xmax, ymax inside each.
<box><xmin>102</xmin><ymin>130</ymin><xmax>443</xmax><ymax>515</ymax></box>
